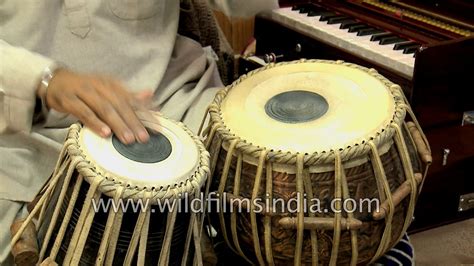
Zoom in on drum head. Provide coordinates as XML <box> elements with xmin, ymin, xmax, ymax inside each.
<box><xmin>79</xmin><ymin>115</ymin><xmax>200</xmax><ymax>189</ymax></box>
<box><xmin>221</xmin><ymin>61</ymin><xmax>396</xmax><ymax>153</ymax></box>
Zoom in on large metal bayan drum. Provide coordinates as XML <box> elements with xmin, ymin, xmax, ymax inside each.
<box><xmin>201</xmin><ymin>60</ymin><xmax>432</xmax><ymax>265</ymax></box>
<box><xmin>12</xmin><ymin>112</ymin><xmax>210</xmax><ymax>265</ymax></box>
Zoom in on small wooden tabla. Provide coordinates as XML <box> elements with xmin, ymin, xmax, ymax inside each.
<box><xmin>12</xmin><ymin>112</ymin><xmax>210</xmax><ymax>265</ymax></box>
<box><xmin>200</xmin><ymin>60</ymin><xmax>432</xmax><ymax>265</ymax></box>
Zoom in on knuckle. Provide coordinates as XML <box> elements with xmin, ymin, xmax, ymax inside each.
<box><xmin>64</xmin><ymin>93</ymin><xmax>77</xmax><ymax>102</ymax></box>
<box><xmin>82</xmin><ymin>108</ymin><xmax>95</xmax><ymax>118</ymax></box>
<box><xmin>60</xmin><ymin>94</ymin><xmax>76</xmax><ymax>108</ymax></box>
<box><xmin>78</xmin><ymin>110</ymin><xmax>99</xmax><ymax>125</ymax></box>
<box><xmin>80</xmin><ymin>83</ymin><xmax>94</xmax><ymax>93</ymax></box>
<box><xmin>119</xmin><ymin>105</ymin><xmax>140</xmax><ymax>124</ymax></box>
<box><xmin>100</xmin><ymin>77</ymin><xmax>112</xmax><ymax>87</ymax></box>
<box><xmin>74</xmin><ymin>110</ymin><xmax>88</xmax><ymax>121</ymax></box>
<box><xmin>100</xmin><ymin>104</ymin><xmax>116</xmax><ymax>117</ymax></box>
<box><xmin>126</xmin><ymin>117</ymin><xmax>142</xmax><ymax>130</ymax></box>
<box><xmin>116</xmin><ymin>98</ymin><xmax>131</xmax><ymax>111</ymax></box>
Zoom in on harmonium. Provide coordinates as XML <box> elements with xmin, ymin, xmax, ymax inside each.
<box><xmin>243</xmin><ymin>0</ymin><xmax>474</xmax><ymax>232</ymax></box>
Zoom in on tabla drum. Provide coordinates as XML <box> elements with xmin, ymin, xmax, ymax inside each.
<box><xmin>200</xmin><ymin>60</ymin><xmax>432</xmax><ymax>265</ymax></box>
<box><xmin>12</xmin><ymin>112</ymin><xmax>210</xmax><ymax>265</ymax></box>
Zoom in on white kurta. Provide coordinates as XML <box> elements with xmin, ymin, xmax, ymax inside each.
<box><xmin>0</xmin><ymin>0</ymin><xmax>278</xmax><ymax>263</ymax></box>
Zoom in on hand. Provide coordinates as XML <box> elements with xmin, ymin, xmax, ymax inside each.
<box><xmin>39</xmin><ymin>69</ymin><xmax>152</xmax><ymax>144</ymax></box>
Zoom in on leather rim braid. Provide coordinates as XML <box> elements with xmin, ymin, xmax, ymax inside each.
<box><xmin>200</xmin><ymin>59</ymin><xmax>431</xmax><ymax>266</ymax></box>
<box><xmin>66</xmin><ymin>113</ymin><xmax>210</xmax><ymax>201</ymax></box>
<box><xmin>202</xmin><ymin>59</ymin><xmax>430</xmax><ymax>165</ymax></box>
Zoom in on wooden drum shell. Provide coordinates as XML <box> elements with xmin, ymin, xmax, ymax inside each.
<box><xmin>201</xmin><ymin>60</ymin><xmax>431</xmax><ymax>265</ymax></box>
<box><xmin>210</xmin><ymin>126</ymin><xmax>421</xmax><ymax>265</ymax></box>
<box><xmin>11</xmin><ymin>113</ymin><xmax>211</xmax><ymax>266</ymax></box>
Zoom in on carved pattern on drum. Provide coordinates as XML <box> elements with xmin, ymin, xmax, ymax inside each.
<box><xmin>213</xmin><ymin>144</ymin><xmax>411</xmax><ymax>265</ymax></box>
<box><xmin>201</xmin><ymin>60</ymin><xmax>430</xmax><ymax>265</ymax></box>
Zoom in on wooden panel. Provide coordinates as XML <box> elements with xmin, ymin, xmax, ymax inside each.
<box><xmin>410</xmin><ymin>125</ymin><xmax>474</xmax><ymax>232</ymax></box>
<box><xmin>213</xmin><ymin>11</ymin><xmax>255</xmax><ymax>53</ymax></box>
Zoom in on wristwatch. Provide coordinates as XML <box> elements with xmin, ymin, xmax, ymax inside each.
<box><xmin>37</xmin><ymin>65</ymin><xmax>60</xmax><ymax>115</ymax></box>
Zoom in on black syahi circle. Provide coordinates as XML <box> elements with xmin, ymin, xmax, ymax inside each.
<box><xmin>112</xmin><ymin>129</ymin><xmax>172</xmax><ymax>163</ymax></box>
<box><xmin>264</xmin><ymin>90</ymin><xmax>329</xmax><ymax>123</ymax></box>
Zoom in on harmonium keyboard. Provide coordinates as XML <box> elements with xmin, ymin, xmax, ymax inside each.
<box><xmin>249</xmin><ymin>0</ymin><xmax>474</xmax><ymax>232</ymax></box>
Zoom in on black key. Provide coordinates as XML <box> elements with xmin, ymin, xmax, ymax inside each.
<box><xmin>337</xmin><ymin>19</ymin><xmax>357</xmax><ymax>28</ymax></box>
<box><xmin>404</xmin><ymin>44</ymin><xmax>421</xmax><ymax>54</ymax></box>
<box><xmin>319</xmin><ymin>12</ymin><xmax>337</xmax><ymax>21</ymax></box>
<box><xmin>292</xmin><ymin>4</ymin><xmax>311</xmax><ymax>11</ymax></box>
<box><xmin>299</xmin><ymin>6</ymin><xmax>314</xmax><ymax>14</ymax></box>
<box><xmin>308</xmin><ymin>9</ymin><xmax>327</xmax><ymax>17</ymax></box>
<box><xmin>327</xmin><ymin>16</ymin><xmax>349</xmax><ymax>24</ymax></box>
<box><xmin>299</xmin><ymin>7</ymin><xmax>309</xmax><ymax>13</ymax></box>
<box><xmin>357</xmin><ymin>28</ymin><xmax>384</xmax><ymax>36</ymax></box>
<box><xmin>341</xmin><ymin>21</ymin><xmax>362</xmax><ymax>29</ymax></box>
<box><xmin>348</xmin><ymin>25</ymin><xmax>370</xmax><ymax>33</ymax></box>
<box><xmin>394</xmin><ymin>41</ymin><xmax>416</xmax><ymax>50</ymax></box>
<box><xmin>370</xmin><ymin>32</ymin><xmax>395</xmax><ymax>42</ymax></box>
<box><xmin>380</xmin><ymin>36</ymin><xmax>408</xmax><ymax>45</ymax></box>
<box><xmin>353</xmin><ymin>26</ymin><xmax>375</xmax><ymax>34</ymax></box>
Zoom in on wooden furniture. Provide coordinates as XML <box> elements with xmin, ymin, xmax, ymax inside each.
<box><xmin>213</xmin><ymin>11</ymin><xmax>255</xmax><ymax>54</ymax></box>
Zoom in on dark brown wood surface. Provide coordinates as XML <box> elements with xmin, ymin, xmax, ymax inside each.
<box><xmin>210</xmin><ymin>130</ymin><xmax>422</xmax><ymax>264</ymax></box>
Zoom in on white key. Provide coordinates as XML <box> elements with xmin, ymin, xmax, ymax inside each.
<box><xmin>263</xmin><ymin>7</ymin><xmax>415</xmax><ymax>79</ymax></box>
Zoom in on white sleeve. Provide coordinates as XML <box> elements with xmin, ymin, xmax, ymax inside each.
<box><xmin>208</xmin><ymin>0</ymin><xmax>279</xmax><ymax>18</ymax></box>
<box><xmin>0</xmin><ymin>39</ymin><xmax>56</xmax><ymax>133</ymax></box>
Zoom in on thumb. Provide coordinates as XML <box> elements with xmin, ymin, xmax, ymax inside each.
<box><xmin>132</xmin><ymin>90</ymin><xmax>154</xmax><ymax>108</ymax></box>
<box><xmin>135</xmin><ymin>90</ymin><xmax>153</xmax><ymax>100</ymax></box>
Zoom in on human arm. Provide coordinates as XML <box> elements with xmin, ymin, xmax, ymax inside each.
<box><xmin>0</xmin><ymin>39</ymin><xmax>55</xmax><ymax>133</ymax></box>
<box><xmin>0</xmin><ymin>40</ymin><xmax>150</xmax><ymax>143</ymax></box>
